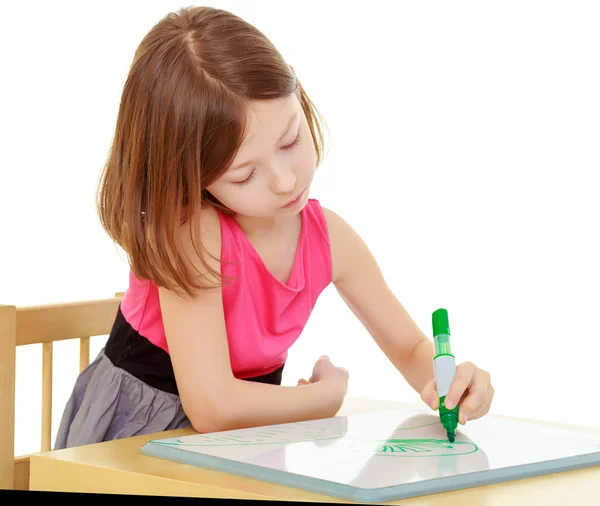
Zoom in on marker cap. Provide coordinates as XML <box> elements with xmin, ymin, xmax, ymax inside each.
<box><xmin>432</xmin><ymin>308</ymin><xmax>450</xmax><ymax>337</ymax></box>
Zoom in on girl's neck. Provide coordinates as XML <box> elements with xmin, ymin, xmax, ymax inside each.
<box><xmin>234</xmin><ymin>212</ymin><xmax>300</xmax><ymax>241</ymax></box>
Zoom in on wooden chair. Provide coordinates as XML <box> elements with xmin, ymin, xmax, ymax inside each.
<box><xmin>0</xmin><ymin>292</ymin><xmax>124</xmax><ymax>490</ymax></box>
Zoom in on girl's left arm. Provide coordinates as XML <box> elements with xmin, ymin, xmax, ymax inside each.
<box><xmin>323</xmin><ymin>207</ymin><xmax>494</xmax><ymax>423</ymax></box>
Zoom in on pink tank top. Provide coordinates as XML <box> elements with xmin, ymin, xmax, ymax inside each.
<box><xmin>119</xmin><ymin>198</ymin><xmax>332</xmax><ymax>379</ymax></box>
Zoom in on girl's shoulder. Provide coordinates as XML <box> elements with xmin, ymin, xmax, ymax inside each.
<box><xmin>319</xmin><ymin>205</ymin><xmax>348</xmax><ymax>242</ymax></box>
<box><xmin>319</xmin><ymin>205</ymin><xmax>373</xmax><ymax>285</ymax></box>
<box><xmin>177</xmin><ymin>203</ymin><xmax>223</xmax><ymax>278</ymax></box>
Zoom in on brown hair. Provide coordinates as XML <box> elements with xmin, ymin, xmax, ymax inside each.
<box><xmin>96</xmin><ymin>6</ymin><xmax>326</xmax><ymax>298</ymax></box>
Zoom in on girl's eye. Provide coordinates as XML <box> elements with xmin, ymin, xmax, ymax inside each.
<box><xmin>233</xmin><ymin>169</ymin><xmax>255</xmax><ymax>186</ymax></box>
<box><xmin>281</xmin><ymin>133</ymin><xmax>300</xmax><ymax>151</ymax></box>
<box><xmin>232</xmin><ymin>133</ymin><xmax>299</xmax><ymax>186</ymax></box>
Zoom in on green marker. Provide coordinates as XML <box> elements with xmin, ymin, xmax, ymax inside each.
<box><xmin>432</xmin><ymin>308</ymin><xmax>459</xmax><ymax>443</ymax></box>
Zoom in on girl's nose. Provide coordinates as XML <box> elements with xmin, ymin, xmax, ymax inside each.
<box><xmin>270</xmin><ymin>167</ymin><xmax>296</xmax><ymax>194</ymax></box>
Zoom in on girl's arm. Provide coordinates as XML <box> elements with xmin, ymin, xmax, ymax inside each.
<box><xmin>159</xmin><ymin>208</ymin><xmax>346</xmax><ymax>434</ymax></box>
<box><xmin>323</xmin><ymin>207</ymin><xmax>435</xmax><ymax>393</ymax></box>
<box><xmin>322</xmin><ymin>207</ymin><xmax>494</xmax><ymax>422</ymax></box>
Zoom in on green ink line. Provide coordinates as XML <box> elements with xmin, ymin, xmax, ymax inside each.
<box><xmin>147</xmin><ymin>436</ymin><xmax>342</xmax><ymax>448</ymax></box>
<box><xmin>357</xmin><ymin>439</ymin><xmax>479</xmax><ymax>458</ymax></box>
<box><xmin>149</xmin><ymin>420</ymin><xmax>448</xmax><ymax>450</ymax></box>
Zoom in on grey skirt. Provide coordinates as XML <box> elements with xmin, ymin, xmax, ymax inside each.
<box><xmin>54</xmin><ymin>349</ymin><xmax>191</xmax><ymax>450</ymax></box>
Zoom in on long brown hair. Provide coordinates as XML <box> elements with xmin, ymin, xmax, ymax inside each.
<box><xmin>97</xmin><ymin>6</ymin><xmax>326</xmax><ymax>298</ymax></box>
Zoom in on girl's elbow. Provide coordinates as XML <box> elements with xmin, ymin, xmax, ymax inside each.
<box><xmin>186</xmin><ymin>397</ymin><xmax>236</xmax><ymax>434</ymax></box>
<box><xmin>188</xmin><ymin>412</ymin><xmax>225</xmax><ymax>434</ymax></box>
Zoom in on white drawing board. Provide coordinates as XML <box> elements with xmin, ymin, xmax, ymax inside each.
<box><xmin>140</xmin><ymin>406</ymin><xmax>600</xmax><ymax>503</ymax></box>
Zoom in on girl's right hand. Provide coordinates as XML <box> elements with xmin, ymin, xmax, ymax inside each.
<box><xmin>298</xmin><ymin>355</ymin><xmax>349</xmax><ymax>398</ymax></box>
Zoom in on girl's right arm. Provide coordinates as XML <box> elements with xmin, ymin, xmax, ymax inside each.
<box><xmin>159</xmin><ymin>207</ymin><xmax>346</xmax><ymax>434</ymax></box>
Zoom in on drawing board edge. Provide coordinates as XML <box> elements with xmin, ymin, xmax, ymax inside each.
<box><xmin>139</xmin><ymin>441</ymin><xmax>600</xmax><ymax>503</ymax></box>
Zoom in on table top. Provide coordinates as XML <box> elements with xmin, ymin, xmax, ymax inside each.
<box><xmin>30</xmin><ymin>397</ymin><xmax>600</xmax><ymax>504</ymax></box>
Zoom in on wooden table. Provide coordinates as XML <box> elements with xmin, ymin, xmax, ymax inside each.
<box><xmin>29</xmin><ymin>397</ymin><xmax>600</xmax><ymax>504</ymax></box>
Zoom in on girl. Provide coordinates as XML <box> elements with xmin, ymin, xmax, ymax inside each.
<box><xmin>54</xmin><ymin>5</ymin><xmax>494</xmax><ymax>449</ymax></box>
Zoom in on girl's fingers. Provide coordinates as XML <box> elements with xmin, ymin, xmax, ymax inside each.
<box><xmin>458</xmin><ymin>369</ymin><xmax>493</xmax><ymax>423</ymax></box>
<box><xmin>465</xmin><ymin>383</ymin><xmax>495</xmax><ymax>422</ymax></box>
<box><xmin>444</xmin><ymin>362</ymin><xmax>476</xmax><ymax>410</ymax></box>
<box><xmin>420</xmin><ymin>379</ymin><xmax>439</xmax><ymax>410</ymax></box>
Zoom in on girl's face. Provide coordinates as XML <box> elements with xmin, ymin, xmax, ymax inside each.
<box><xmin>205</xmin><ymin>91</ymin><xmax>317</xmax><ymax>218</ymax></box>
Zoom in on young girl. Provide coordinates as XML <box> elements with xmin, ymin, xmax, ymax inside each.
<box><xmin>54</xmin><ymin>5</ymin><xmax>494</xmax><ymax>449</ymax></box>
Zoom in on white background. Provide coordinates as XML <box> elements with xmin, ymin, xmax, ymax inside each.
<box><xmin>1</xmin><ymin>1</ymin><xmax>598</xmax><ymax>457</ymax></box>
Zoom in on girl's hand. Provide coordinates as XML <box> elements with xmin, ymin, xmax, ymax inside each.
<box><xmin>298</xmin><ymin>355</ymin><xmax>349</xmax><ymax>397</ymax></box>
<box><xmin>420</xmin><ymin>361</ymin><xmax>494</xmax><ymax>425</ymax></box>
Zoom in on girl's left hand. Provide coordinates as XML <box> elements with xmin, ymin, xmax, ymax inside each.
<box><xmin>420</xmin><ymin>361</ymin><xmax>494</xmax><ymax>425</ymax></box>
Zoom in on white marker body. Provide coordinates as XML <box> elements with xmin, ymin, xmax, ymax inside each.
<box><xmin>434</xmin><ymin>354</ymin><xmax>456</xmax><ymax>398</ymax></box>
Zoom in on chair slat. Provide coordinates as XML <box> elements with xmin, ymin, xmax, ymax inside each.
<box><xmin>41</xmin><ymin>342</ymin><xmax>53</xmax><ymax>452</ymax></box>
<box><xmin>0</xmin><ymin>305</ymin><xmax>17</xmax><ymax>489</ymax></box>
<box><xmin>80</xmin><ymin>337</ymin><xmax>90</xmax><ymax>372</ymax></box>
<box><xmin>16</xmin><ymin>298</ymin><xmax>121</xmax><ymax>346</ymax></box>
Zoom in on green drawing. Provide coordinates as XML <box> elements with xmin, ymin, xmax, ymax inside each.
<box><xmin>148</xmin><ymin>436</ymin><xmax>343</xmax><ymax>447</ymax></box>
<box><xmin>293</xmin><ymin>420</ymin><xmax>440</xmax><ymax>434</ymax></box>
<box><xmin>147</xmin><ymin>416</ymin><xmax>454</xmax><ymax>452</ymax></box>
<box><xmin>349</xmin><ymin>439</ymin><xmax>478</xmax><ymax>457</ymax></box>
<box><xmin>147</xmin><ymin>436</ymin><xmax>478</xmax><ymax>459</ymax></box>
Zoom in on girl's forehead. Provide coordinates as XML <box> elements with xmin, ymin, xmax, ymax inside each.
<box><xmin>240</xmin><ymin>95</ymin><xmax>300</xmax><ymax>146</ymax></box>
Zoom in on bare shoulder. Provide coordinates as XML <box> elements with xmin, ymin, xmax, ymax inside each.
<box><xmin>321</xmin><ymin>206</ymin><xmax>373</xmax><ymax>284</ymax></box>
<box><xmin>164</xmin><ymin>204</ymin><xmax>223</xmax><ymax>298</ymax></box>
<box><xmin>183</xmin><ymin>204</ymin><xmax>222</xmax><ymax>271</ymax></box>
<box><xmin>158</xmin><ymin>203</ymin><xmax>224</xmax><ymax>310</ymax></box>
<box><xmin>321</xmin><ymin>206</ymin><xmax>352</xmax><ymax>246</ymax></box>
